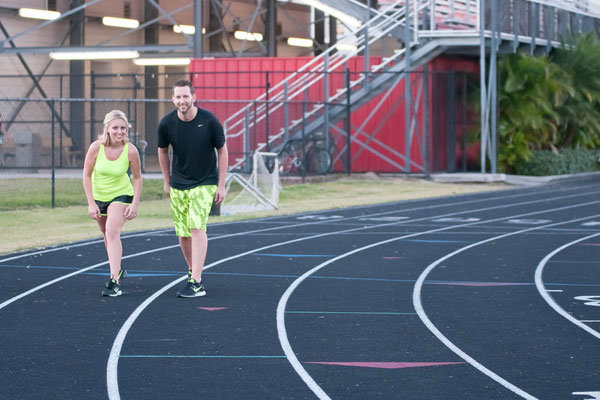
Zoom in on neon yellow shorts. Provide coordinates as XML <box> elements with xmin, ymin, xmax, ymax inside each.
<box><xmin>170</xmin><ymin>185</ymin><xmax>216</xmax><ymax>237</ymax></box>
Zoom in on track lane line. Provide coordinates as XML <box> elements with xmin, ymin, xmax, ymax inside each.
<box><xmin>414</xmin><ymin>215</ymin><xmax>600</xmax><ymax>399</ymax></box>
<box><xmin>6</xmin><ymin>186</ymin><xmax>593</xmax><ymax>309</ymax></box>
<box><xmin>534</xmin><ymin>233</ymin><xmax>600</xmax><ymax>339</ymax></box>
<box><xmin>108</xmin><ymin>193</ymin><xmax>600</xmax><ymax>399</ymax></box>
<box><xmin>0</xmin><ymin>183</ymin><xmax>588</xmax><ymax>264</ymax></box>
<box><xmin>279</xmin><ymin>205</ymin><xmax>600</xmax><ymax>399</ymax></box>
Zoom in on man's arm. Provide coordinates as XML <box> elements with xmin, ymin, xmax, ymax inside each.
<box><xmin>214</xmin><ymin>144</ymin><xmax>228</xmax><ymax>204</ymax></box>
<box><xmin>158</xmin><ymin>146</ymin><xmax>171</xmax><ymax>196</ymax></box>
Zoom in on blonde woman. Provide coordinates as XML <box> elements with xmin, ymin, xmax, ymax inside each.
<box><xmin>83</xmin><ymin>110</ymin><xmax>142</xmax><ymax>297</ymax></box>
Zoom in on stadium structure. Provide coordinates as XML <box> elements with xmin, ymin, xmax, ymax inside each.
<box><xmin>1</xmin><ymin>0</ymin><xmax>600</xmax><ymax>176</ymax></box>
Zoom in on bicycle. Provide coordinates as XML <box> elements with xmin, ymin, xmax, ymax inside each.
<box><xmin>278</xmin><ymin>131</ymin><xmax>334</xmax><ymax>175</ymax></box>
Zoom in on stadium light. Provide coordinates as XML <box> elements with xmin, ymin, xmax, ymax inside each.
<box><xmin>173</xmin><ymin>25</ymin><xmax>206</xmax><ymax>35</ymax></box>
<box><xmin>293</xmin><ymin>0</ymin><xmax>362</xmax><ymax>28</ymax></box>
<box><xmin>134</xmin><ymin>58</ymin><xmax>191</xmax><ymax>66</ymax></box>
<box><xmin>234</xmin><ymin>31</ymin><xmax>263</xmax><ymax>42</ymax></box>
<box><xmin>287</xmin><ymin>37</ymin><xmax>313</xmax><ymax>48</ymax></box>
<box><xmin>49</xmin><ymin>50</ymin><xmax>140</xmax><ymax>60</ymax></box>
<box><xmin>18</xmin><ymin>8</ymin><xmax>61</xmax><ymax>20</ymax></box>
<box><xmin>102</xmin><ymin>16</ymin><xmax>140</xmax><ymax>29</ymax></box>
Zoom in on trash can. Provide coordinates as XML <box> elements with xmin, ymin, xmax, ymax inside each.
<box><xmin>15</xmin><ymin>132</ymin><xmax>41</xmax><ymax>169</ymax></box>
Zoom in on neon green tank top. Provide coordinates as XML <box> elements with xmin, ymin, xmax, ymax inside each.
<box><xmin>92</xmin><ymin>143</ymin><xmax>134</xmax><ymax>201</ymax></box>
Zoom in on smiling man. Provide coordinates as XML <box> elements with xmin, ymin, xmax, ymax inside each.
<box><xmin>157</xmin><ymin>79</ymin><xmax>228</xmax><ymax>298</ymax></box>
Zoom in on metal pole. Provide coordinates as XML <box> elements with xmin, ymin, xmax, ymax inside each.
<box><xmin>364</xmin><ymin>0</ymin><xmax>370</xmax><ymax>90</ymax></box>
<box><xmin>345</xmin><ymin>66</ymin><xmax>352</xmax><ymax>175</ymax></box>
<box><xmin>245</xmin><ymin>108</ymin><xmax>251</xmax><ymax>173</ymax></box>
<box><xmin>284</xmin><ymin>82</ymin><xmax>289</xmax><ymax>142</ymax></box>
<box><xmin>51</xmin><ymin>99</ymin><xmax>55</xmax><ymax>208</ymax></box>
<box><xmin>90</xmin><ymin>72</ymin><xmax>96</xmax><ymax>145</ymax></box>
<box><xmin>265</xmin><ymin>71</ymin><xmax>270</xmax><ymax>151</ymax></box>
<box><xmin>480</xmin><ymin>0</ymin><xmax>488</xmax><ymax>173</ymax></box>
<box><xmin>404</xmin><ymin>0</ymin><xmax>412</xmax><ymax>172</ymax></box>
<box><xmin>491</xmin><ymin>0</ymin><xmax>498</xmax><ymax>173</ymax></box>
<box><xmin>194</xmin><ymin>0</ymin><xmax>203</xmax><ymax>58</ymax></box>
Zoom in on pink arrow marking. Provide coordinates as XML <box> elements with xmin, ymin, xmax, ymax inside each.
<box><xmin>432</xmin><ymin>282</ymin><xmax>530</xmax><ymax>287</ymax></box>
<box><xmin>197</xmin><ymin>307</ymin><xmax>228</xmax><ymax>311</ymax></box>
<box><xmin>382</xmin><ymin>257</ymin><xmax>403</xmax><ymax>260</ymax></box>
<box><xmin>305</xmin><ymin>362</ymin><xmax>465</xmax><ymax>369</ymax></box>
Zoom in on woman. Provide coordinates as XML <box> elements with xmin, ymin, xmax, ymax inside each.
<box><xmin>83</xmin><ymin>110</ymin><xmax>142</xmax><ymax>297</ymax></box>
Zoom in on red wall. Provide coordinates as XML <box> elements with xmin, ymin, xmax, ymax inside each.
<box><xmin>190</xmin><ymin>55</ymin><xmax>480</xmax><ymax>173</ymax></box>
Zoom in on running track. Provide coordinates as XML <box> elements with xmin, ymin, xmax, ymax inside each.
<box><xmin>1</xmin><ymin>179</ymin><xmax>599</xmax><ymax>400</ymax></box>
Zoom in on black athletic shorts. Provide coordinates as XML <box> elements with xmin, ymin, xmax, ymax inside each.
<box><xmin>94</xmin><ymin>195</ymin><xmax>134</xmax><ymax>216</ymax></box>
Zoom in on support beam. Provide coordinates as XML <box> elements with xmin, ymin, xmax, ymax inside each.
<box><xmin>266</xmin><ymin>0</ymin><xmax>277</xmax><ymax>57</ymax></box>
<box><xmin>144</xmin><ymin>0</ymin><xmax>160</xmax><ymax>156</ymax></box>
<box><xmin>70</xmin><ymin>0</ymin><xmax>85</xmax><ymax>152</ymax></box>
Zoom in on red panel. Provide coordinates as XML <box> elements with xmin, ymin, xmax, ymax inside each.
<box><xmin>190</xmin><ymin>55</ymin><xmax>479</xmax><ymax>173</ymax></box>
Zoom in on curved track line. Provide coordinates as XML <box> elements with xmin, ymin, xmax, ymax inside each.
<box><xmin>0</xmin><ymin>184</ymin><xmax>585</xmax><ymax>264</ymax></box>
<box><xmin>414</xmin><ymin>215</ymin><xmax>600</xmax><ymax>399</ymax></box>
<box><xmin>0</xmin><ymin>244</ymin><xmax>179</xmax><ymax>310</ymax></box>
<box><xmin>6</xmin><ymin>186</ymin><xmax>587</xmax><ymax>312</ymax></box>
<box><xmin>534</xmin><ymin>233</ymin><xmax>600</xmax><ymax>339</ymax></box>
<box><xmin>279</xmin><ymin>206</ymin><xmax>600</xmax><ymax>399</ymax></box>
<box><xmin>0</xmin><ymin>228</ymin><xmax>173</xmax><ymax>263</ymax></box>
<box><xmin>106</xmin><ymin>193</ymin><xmax>600</xmax><ymax>399</ymax></box>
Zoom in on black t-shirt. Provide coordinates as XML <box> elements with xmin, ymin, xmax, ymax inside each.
<box><xmin>158</xmin><ymin>108</ymin><xmax>226</xmax><ymax>190</ymax></box>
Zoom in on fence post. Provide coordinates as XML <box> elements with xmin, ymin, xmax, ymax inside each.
<box><xmin>244</xmin><ymin>107</ymin><xmax>251</xmax><ymax>173</ymax></box>
<box><xmin>265</xmin><ymin>71</ymin><xmax>270</xmax><ymax>152</ymax></box>
<box><xmin>345</xmin><ymin>65</ymin><xmax>351</xmax><ymax>175</ymax></box>
<box><xmin>302</xmin><ymin>91</ymin><xmax>307</xmax><ymax>183</ymax></box>
<box><xmin>284</xmin><ymin>81</ymin><xmax>289</xmax><ymax>142</ymax></box>
<box><xmin>51</xmin><ymin>99</ymin><xmax>56</xmax><ymax>208</ymax></box>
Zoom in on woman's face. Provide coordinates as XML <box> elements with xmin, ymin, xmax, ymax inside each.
<box><xmin>106</xmin><ymin>118</ymin><xmax>128</xmax><ymax>143</ymax></box>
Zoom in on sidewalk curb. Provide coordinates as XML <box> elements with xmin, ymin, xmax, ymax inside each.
<box><xmin>429</xmin><ymin>171</ymin><xmax>600</xmax><ymax>186</ymax></box>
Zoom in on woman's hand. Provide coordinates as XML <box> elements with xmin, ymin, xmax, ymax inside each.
<box><xmin>88</xmin><ymin>204</ymin><xmax>101</xmax><ymax>221</ymax></box>
<box><xmin>124</xmin><ymin>204</ymin><xmax>138</xmax><ymax>220</ymax></box>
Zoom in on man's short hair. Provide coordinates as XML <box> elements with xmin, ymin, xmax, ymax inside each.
<box><xmin>173</xmin><ymin>79</ymin><xmax>194</xmax><ymax>95</ymax></box>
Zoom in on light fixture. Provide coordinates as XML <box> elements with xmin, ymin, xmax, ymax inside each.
<box><xmin>234</xmin><ymin>31</ymin><xmax>263</xmax><ymax>42</ymax></box>
<box><xmin>102</xmin><ymin>16</ymin><xmax>140</xmax><ymax>29</ymax></box>
<box><xmin>18</xmin><ymin>8</ymin><xmax>61</xmax><ymax>21</ymax></box>
<box><xmin>335</xmin><ymin>42</ymin><xmax>358</xmax><ymax>52</ymax></box>
<box><xmin>134</xmin><ymin>57</ymin><xmax>190</xmax><ymax>66</ymax></box>
<box><xmin>173</xmin><ymin>25</ymin><xmax>205</xmax><ymax>35</ymax></box>
<box><xmin>49</xmin><ymin>50</ymin><xmax>140</xmax><ymax>60</ymax></box>
<box><xmin>294</xmin><ymin>0</ymin><xmax>362</xmax><ymax>28</ymax></box>
<box><xmin>287</xmin><ymin>37</ymin><xmax>313</xmax><ymax>48</ymax></box>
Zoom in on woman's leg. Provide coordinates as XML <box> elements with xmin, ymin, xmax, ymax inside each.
<box><xmin>104</xmin><ymin>202</ymin><xmax>128</xmax><ymax>283</ymax></box>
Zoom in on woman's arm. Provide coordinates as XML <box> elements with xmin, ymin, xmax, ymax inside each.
<box><xmin>125</xmin><ymin>144</ymin><xmax>142</xmax><ymax>220</ymax></box>
<box><xmin>82</xmin><ymin>141</ymin><xmax>101</xmax><ymax>220</ymax></box>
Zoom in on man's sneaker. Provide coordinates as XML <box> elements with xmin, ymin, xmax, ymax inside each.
<box><xmin>187</xmin><ymin>269</ymin><xmax>192</xmax><ymax>279</ymax></box>
<box><xmin>177</xmin><ymin>278</ymin><xmax>206</xmax><ymax>298</ymax></box>
<box><xmin>102</xmin><ymin>279</ymin><xmax>122</xmax><ymax>297</ymax></box>
<box><xmin>118</xmin><ymin>269</ymin><xmax>127</xmax><ymax>280</ymax></box>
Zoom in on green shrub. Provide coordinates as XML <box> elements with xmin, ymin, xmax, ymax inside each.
<box><xmin>515</xmin><ymin>148</ymin><xmax>599</xmax><ymax>176</ymax></box>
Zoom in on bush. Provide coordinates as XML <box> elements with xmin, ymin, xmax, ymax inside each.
<box><xmin>515</xmin><ymin>148</ymin><xmax>599</xmax><ymax>176</ymax></box>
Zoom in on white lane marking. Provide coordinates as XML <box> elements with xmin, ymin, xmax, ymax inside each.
<box><xmin>546</xmin><ymin>290</ymin><xmax>563</xmax><ymax>293</ymax></box>
<box><xmin>0</xmin><ymin>244</ymin><xmax>180</xmax><ymax>310</ymax></box>
<box><xmin>534</xmin><ymin>233</ymin><xmax>600</xmax><ymax>340</ymax></box>
<box><xmin>0</xmin><ymin>229</ymin><xmax>173</xmax><ymax>264</ymax></box>
<box><xmin>414</xmin><ymin>215</ymin><xmax>600</xmax><ymax>399</ymax></box>
<box><xmin>0</xmin><ymin>183</ymin><xmax>588</xmax><ymax>264</ymax></box>
<box><xmin>107</xmin><ymin>194</ymin><xmax>600</xmax><ymax>399</ymax></box>
<box><xmin>278</xmin><ymin>207</ymin><xmax>600</xmax><ymax>399</ymax></box>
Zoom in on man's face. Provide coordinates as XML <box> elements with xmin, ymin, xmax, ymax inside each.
<box><xmin>172</xmin><ymin>85</ymin><xmax>195</xmax><ymax>113</ymax></box>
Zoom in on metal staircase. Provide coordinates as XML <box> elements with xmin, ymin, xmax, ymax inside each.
<box><xmin>223</xmin><ymin>0</ymin><xmax>594</xmax><ymax>174</ymax></box>
<box><xmin>224</xmin><ymin>0</ymin><xmax>428</xmax><ymax>171</ymax></box>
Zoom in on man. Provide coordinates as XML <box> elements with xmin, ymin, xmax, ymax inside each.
<box><xmin>158</xmin><ymin>79</ymin><xmax>228</xmax><ymax>298</ymax></box>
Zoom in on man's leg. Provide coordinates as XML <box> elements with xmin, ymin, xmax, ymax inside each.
<box><xmin>178</xmin><ymin>236</ymin><xmax>193</xmax><ymax>275</ymax></box>
<box><xmin>190</xmin><ymin>228</ymin><xmax>208</xmax><ymax>282</ymax></box>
